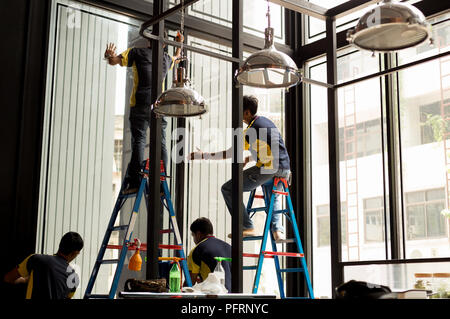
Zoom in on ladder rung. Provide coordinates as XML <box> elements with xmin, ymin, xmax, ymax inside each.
<box><xmin>111</xmin><ymin>225</ymin><xmax>128</xmax><ymax>231</ymax></box>
<box><xmin>254</xmin><ymin>194</ymin><xmax>265</xmax><ymax>199</ymax></box>
<box><xmin>243</xmin><ymin>236</ymin><xmax>264</xmax><ymax>241</ymax></box>
<box><xmin>275</xmin><ymin>238</ymin><xmax>295</xmax><ymax>244</ymax></box>
<box><xmin>243</xmin><ymin>253</ymin><xmax>274</xmax><ymax>259</ymax></box>
<box><xmin>278</xmin><ymin>268</ymin><xmax>304</xmax><ymax>273</ymax></box>
<box><xmin>263</xmin><ymin>251</ymin><xmax>304</xmax><ymax>258</ymax></box>
<box><xmin>243</xmin><ymin>266</ymin><xmax>257</xmax><ymax>270</ymax></box>
<box><xmin>248</xmin><ymin>207</ymin><xmax>266</xmax><ymax>213</ymax></box>
<box><xmin>273</xmin><ymin>209</ymin><xmax>289</xmax><ymax>215</ymax></box>
<box><xmin>98</xmin><ymin>259</ymin><xmax>119</xmax><ymax>265</ymax></box>
<box><xmin>158</xmin><ymin>244</ymin><xmax>182</xmax><ymax>250</ymax></box>
<box><xmin>85</xmin><ymin>294</ymin><xmax>110</xmax><ymax>299</ymax></box>
<box><xmin>160</xmin><ymin>229</ymin><xmax>173</xmax><ymax>234</ymax></box>
<box><xmin>272</xmin><ymin>190</ymin><xmax>288</xmax><ymax>196</ymax></box>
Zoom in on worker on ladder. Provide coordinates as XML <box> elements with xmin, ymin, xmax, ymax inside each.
<box><xmin>190</xmin><ymin>95</ymin><xmax>291</xmax><ymax>241</ymax></box>
<box><xmin>104</xmin><ymin>30</ymin><xmax>184</xmax><ymax>194</ymax></box>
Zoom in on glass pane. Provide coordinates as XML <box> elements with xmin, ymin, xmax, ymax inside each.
<box><xmin>338</xmin><ymin>71</ymin><xmax>386</xmax><ymax>262</ymax></box>
<box><xmin>38</xmin><ymin>0</ymin><xmax>142</xmax><ymax>298</ymax></box>
<box><xmin>398</xmin><ymin>14</ymin><xmax>450</xmax><ymax>258</ymax></box>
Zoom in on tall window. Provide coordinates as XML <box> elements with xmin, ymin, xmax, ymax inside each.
<box><xmin>398</xmin><ymin>13</ymin><xmax>450</xmax><ymax>259</ymax></box>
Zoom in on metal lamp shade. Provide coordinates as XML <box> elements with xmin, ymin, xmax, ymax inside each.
<box><xmin>347</xmin><ymin>0</ymin><xmax>431</xmax><ymax>52</ymax></box>
<box><xmin>235</xmin><ymin>46</ymin><xmax>300</xmax><ymax>89</ymax></box>
<box><xmin>153</xmin><ymin>85</ymin><xmax>206</xmax><ymax>118</ymax></box>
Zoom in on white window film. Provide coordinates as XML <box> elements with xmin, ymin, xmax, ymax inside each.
<box><xmin>37</xmin><ymin>0</ymin><xmax>141</xmax><ymax>298</ymax></box>
<box><xmin>308</xmin><ymin>48</ymin><xmax>386</xmax><ymax>298</ymax></box>
<box><xmin>397</xmin><ymin>14</ymin><xmax>450</xmax><ymax>259</ymax></box>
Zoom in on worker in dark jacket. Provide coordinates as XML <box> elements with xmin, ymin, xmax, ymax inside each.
<box><xmin>104</xmin><ymin>31</ymin><xmax>184</xmax><ymax>194</ymax></box>
<box><xmin>187</xmin><ymin>218</ymin><xmax>232</xmax><ymax>292</ymax></box>
<box><xmin>4</xmin><ymin>232</ymin><xmax>84</xmax><ymax>299</ymax></box>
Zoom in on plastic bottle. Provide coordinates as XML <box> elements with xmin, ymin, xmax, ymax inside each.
<box><xmin>214</xmin><ymin>257</ymin><xmax>231</xmax><ymax>287</ymax></box>
<box><xmin>169</xmin><ymin>262</ymin><xmax>181</xmax><ymax>292</ymax></box>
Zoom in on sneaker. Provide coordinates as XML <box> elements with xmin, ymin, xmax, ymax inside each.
<box><xmin>227</xmin><ymin>228</ymin><xmax>258</xmax><ymax>239</ymax></box>
<box><xmin>272</xmin><ymin>231</ymin><xmax>285</xmax><ymax>242</ymax></box>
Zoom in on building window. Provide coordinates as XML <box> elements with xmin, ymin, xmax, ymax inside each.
<box><xmin>317</xmin><ymin>203</ymin><xmax>347</xmax><ymax>247</ymax></box>
<box><xmin>339</xmin><ymin>118</ymin><xmax>382</xmax><ymax>160</ymax></box>
<box><xmin>406</xmin><ymin>188</ymin><xmax>447</xmax><ymax>240</ymax></box>
<box><xmin>363</xmin><ymin>197</ymin><xmax>385</xmax><ymax>243</ymax></box>
<box><xmin>114</xmin><ymin>139</ymin><xmax>123</xmax><ymax>174</ymax></box>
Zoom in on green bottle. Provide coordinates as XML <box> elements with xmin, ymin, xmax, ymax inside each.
<box><xmin>169</xmin><ymin>263</ymin><xmax>181</xmax><ymax>292</ymax></box>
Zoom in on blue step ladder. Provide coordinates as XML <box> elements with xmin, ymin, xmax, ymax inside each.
<box><xmin>243</xmin><ymin>177</ymin><xmax>314</xmax><ymax>299</ymax></box>
<box><xmin>84</xmin><ymin>159</ymin><xmax>192</xmax><ymax>299</ymax></box>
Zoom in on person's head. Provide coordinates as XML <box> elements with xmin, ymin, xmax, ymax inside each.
<box><xmin>57</xmin><ymin>232</ymin><xmax>84</xmax><ymax>262</ymax></box>
<box><xmin>190</xmin><ymin>218</ymin><xmax>214</xmax><ymax>244</ymax></box>
<box><xmin>243</xmin><ymin>95</ymin><xmax>258</xmax><ymax>124</ymax></box>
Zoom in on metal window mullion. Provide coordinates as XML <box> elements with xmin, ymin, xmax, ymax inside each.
<box><xmin>231</xmin><ymin>0</ymin><xmax>243</xmax><ymax>294</ymax></box>
<box><xmin>325</xmin><ymin>16</ymin><xmax>343</xmax><ymax>297</ymax></box>
<box><xmin>147</xmin><ymin>0</ymin><xmax>164</xmax><ymax>280</ymax></box>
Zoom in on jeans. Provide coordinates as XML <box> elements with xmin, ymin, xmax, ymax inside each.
<box><xmin>221</xmin><ymin>166</ymin><xmax>291</xmax><ymax>233</ymax></box>
<box><xmin>127</xmin><ymin>105</ymin><xmax>168</xmax><ymax>186</ymax></box>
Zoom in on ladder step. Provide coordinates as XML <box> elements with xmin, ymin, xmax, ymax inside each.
<box><xmin>158</xmin><ymin>244</ymin><xmax>182</xmax><ymax>250</ymax></box>
<box><xmin>274</xmin><ymin>238</ymin><xmax>295</xmax><ymax>244</ymax></box>
<box><xmin>85</xmin><ymin>294</ymin><xmax>110</xmax><ymax>299</ymax></box>
<box><xmin>254</xmin><ymin>194</ymin><xmax>265</xmax><ymax>199</ymax></box>
<box><xmin>111</xmin><ymin>225</ymin><xmax>128</xmax><ymax>231</ymax></box>
<box><xmin>272</xmin><ymin>190</ymin><xmax>288</xmax><ymax>196</ymax></box>
<box><xmin>263</xmin><ymin>251</ymin><xmax>304</xmax><ymax>258</ymax></box>
<box><xmin>243</xmin><ymin>253</ymin><xmax>274</xmax><ymax>259</ymax></box>
<box><xmin>278</xmin><ymin>268</ymin><xmax>304</xmax><ymax>273</ymax></box>
<box><xmin>160</xmin><ymin>229</ymin><xmax>173</xmax><ymax>234</ymax></box>
<box><xmin>97</xmin><ymin>259</ymin><xmax>120</xmax><ymax>265</ymax></box>
<box><xmin>243</xmin><ymin>236</ymin><xmax>264</xmax><ymax>241</ymax></box>
<box><xmin>248</xmin><ymin>207</ymin><xmax>266</xmax><ymax>213</ymax></box>
<box><xmin>243</xmin><ymin>266</ymin><xmax>257</xmax><ymax>271</ymax></box>
<box><xmin>273</xmin><ymin>209</ymin><xmax>289</xmax><ymax>215</ymax></box>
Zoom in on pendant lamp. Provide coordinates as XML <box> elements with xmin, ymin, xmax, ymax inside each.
<box><xmin>235</xmin><ymin>0</ymin><xmax>301</xmax><ymax>89</ymax></box>
<box><xmin>347</xmin><ymin>0</ymin><xmax>432</xmax><ymax>52</ymax></box>
<box><xmin>153</xmin><ymin>0</ymin><xmax>207</xmax><ymax>118</ymax></box>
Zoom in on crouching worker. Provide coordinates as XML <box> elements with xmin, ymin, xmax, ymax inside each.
<box><xmin>4</xmin><ymin>232</ymin><xmax>84</xmax><ymax>299</ymax></box>
<box><xmin>187</xmin><ymin>218</ymin><xmax>231</xmax><ymax>292</ymax></box>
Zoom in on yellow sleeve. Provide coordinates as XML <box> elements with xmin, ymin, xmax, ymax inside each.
<box><xmin>187</xmin><ymin>248</ymin><xmax>200</xmax><ymax>274</ymax></box>
<box><xmin>17</xmin><ymin>254</ymin><xmax>34</xmax><ymax>277</ymax></box>
<box><xmin>119</xmin><ymin>48</ymin><xmax>133</xmax><ymax>67</ymax></box>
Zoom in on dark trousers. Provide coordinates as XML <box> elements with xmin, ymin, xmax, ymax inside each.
<box><xmin>127</xmin><ymin>105</ymin><xmax>168</xmax><ymax>186</ymax></box>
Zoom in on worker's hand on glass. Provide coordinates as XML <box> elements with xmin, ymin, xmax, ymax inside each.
<box><xmin>104</xmin><ymin>42</ymin><xmax>117</xmax><ymax>59</ymax></box>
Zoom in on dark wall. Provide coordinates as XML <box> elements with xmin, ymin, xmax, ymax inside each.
<box><xmin>0</xmin><ymin>0</ymin><xmax>50</xmax><ymax>298</ymax></box>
